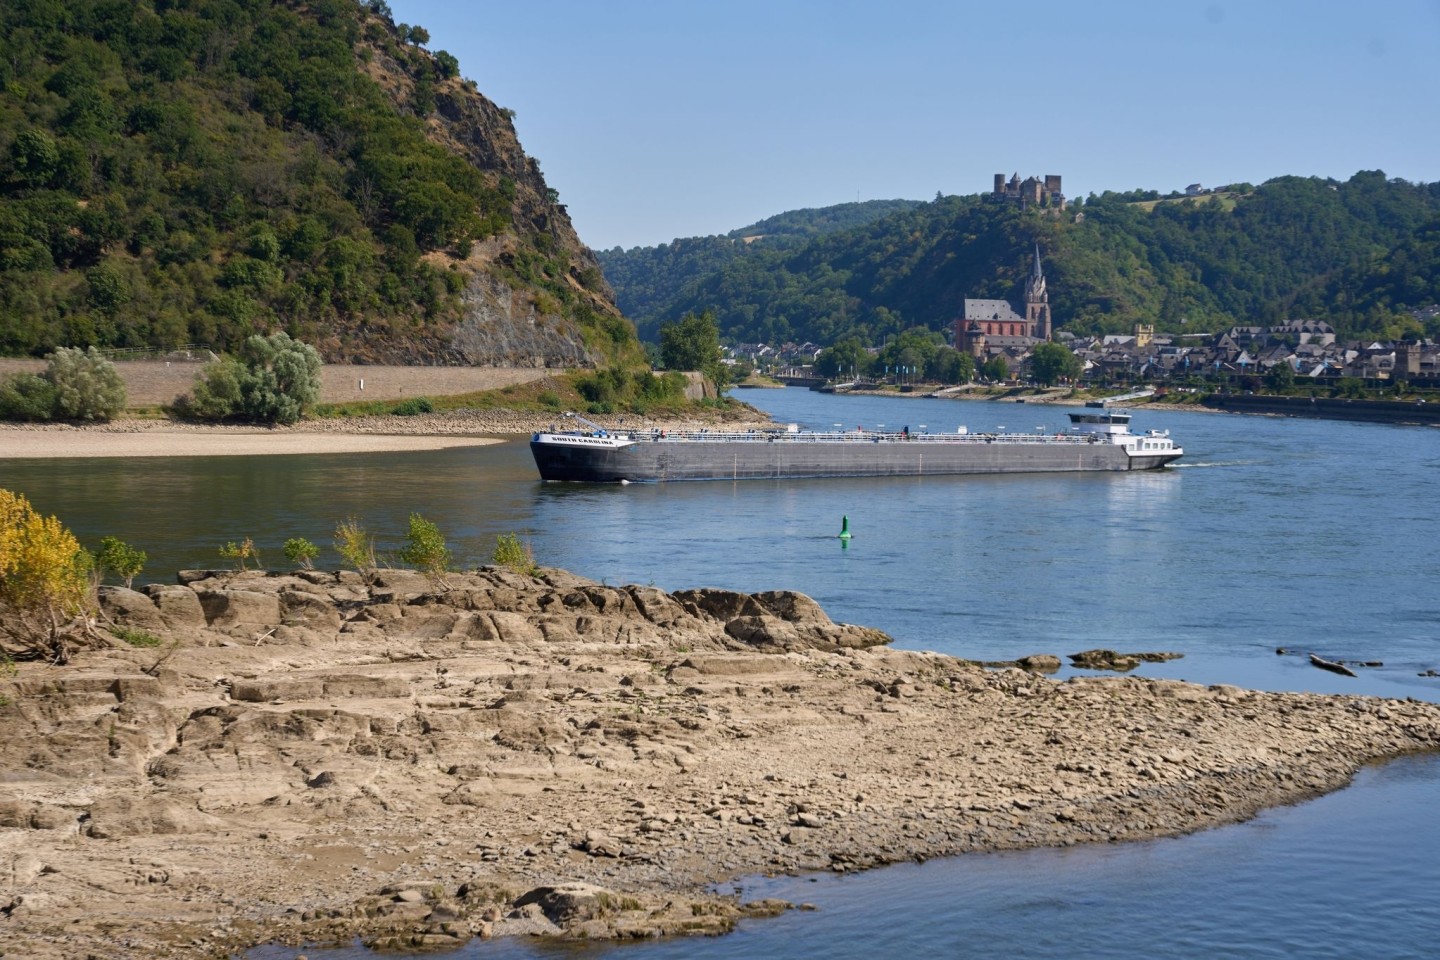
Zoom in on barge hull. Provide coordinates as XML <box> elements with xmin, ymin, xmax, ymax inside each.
<box><xmin>531</xmin><ymin>439</ymin><xmax>1168</xmax><ymax>483</ymax></box>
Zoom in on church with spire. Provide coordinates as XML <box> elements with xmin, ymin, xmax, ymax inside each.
<box><xmin>954</xmin><ymin>244</ymin><xmax>1053</xmax><ymax>359</ymax></box>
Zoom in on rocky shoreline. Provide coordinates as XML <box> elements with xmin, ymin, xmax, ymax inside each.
<box><xmin>3</xmin><ymin>567</ymin><xmax>1440</xmax><ymax>958</ymax></box>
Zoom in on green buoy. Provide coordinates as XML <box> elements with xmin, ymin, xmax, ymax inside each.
<box><xmin>838</xmin><ymin>515</ymin><xmax>851</xmax><ymax>540</ymax></box>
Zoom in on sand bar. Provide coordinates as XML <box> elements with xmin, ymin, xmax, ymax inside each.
<box><xmin>0</xmin><ymin>408</ymin><xmax>775</xmax><ymax>460</ymax></box>
<box><xmin>0</xmin><ymin>427</ymin><xmax>503</xmax><ymax>459</ymax></box>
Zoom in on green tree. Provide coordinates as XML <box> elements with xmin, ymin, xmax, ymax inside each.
<box><xmin>184</xmin><ymin>333</ymin><xmax>322</xmax><ymax>424</ymax></box>
<box><xmin>185</xmin><ymin>358</ymin><xmax>245</xmax><ymax>420</ymax></box>
<box><xmin>815</xmin><ymin>337</ymin><xmax>871</xmax><ymax>379</ymax></box>
<box><xmin>1336</xmin><ymin>376</ymin><xmax>1366</xmax><ymax>399</ymax></box>
<box><xmin>1266</xmin><ymin>360</ymin><xmax>1297</xmax><ymax>391</ymax></box>
<box><xmin>980</xmin><ymin>355</ymin><xmax>1010</xmax><ymax>382</ymax></box>
<box><xmin>235</xmin><ymin>332</ymin><xmax>322</xmax><ymax>424</ymax></box>
<box><xmin>8</xmin><ymin>129</ymin><xmax>59</xmax><ymax>187</ymax></box>
<box><xmin>282</xmin><ymin>537</ymin><xmax>320</xmax><ymax>570</ymax></box>
<box><xmin>928</xmin><ymin>347</ymin><xmax>975</xmax><ymax>385</ymax></box>
<box><xmin>434</xmin><ymin>50</ymin><xmax>460</xmax><ymax>78</ymax></box>
<box><xmin>95</xmin><ymin>536</ymin><xmax>146</xmax><ymax>589</ymax></box>
<box><xmin>658</xmin><ymin>311</ymin><xmax>725</xmax><ymax>387</ymax></box>
<box><xmin>0</xmin><ymin>375</ymin><xmax>59</xmax><ymax>421</ymax></box>
<box><xmin>46</xmin><ymin>347</ymin><xmax>127</xmax><ymax>421</ymax></box>
<box><xmin>877</xmin><ymin>327</ymin><xmax>942</xmax><ymax>381</ymax></box>
<box><xmin>1029</xmin><ymin>341</ymin><xmax>1082</xmax><ymax>386</ymax></box>
<box><xmin>397</xmin><ymin>513</ymin><xmax>451</xmax><ymax>582</ymax></box>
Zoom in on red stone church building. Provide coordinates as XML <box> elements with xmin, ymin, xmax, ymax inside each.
<box><xmin>954</xmin><ymin>245</ymin><xmax>1052</xmax><ymax>358</ymax></box>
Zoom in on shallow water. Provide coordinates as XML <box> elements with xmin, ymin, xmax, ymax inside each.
<box><xmin>243</xmin><ymin>755</ymin><xmax>1440</xmax><ymax>960</ymax></box>
<box><xmin>5</xmin><ymin>389</ymin><xmax>1439</xmax><ymax>958</ymax></box>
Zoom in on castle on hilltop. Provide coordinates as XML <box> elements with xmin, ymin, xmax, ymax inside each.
<box><xmin>994</xmin><ymin>172</ymin><xmax>1065</xmax><ymax>209</ymax></box>
<box><xmin>955</xmin><ymin>244</ymin><xmax>1052</xmax><ymax>359</ymax></box>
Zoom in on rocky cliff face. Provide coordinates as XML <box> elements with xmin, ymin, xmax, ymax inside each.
<box><xmin>363</xmin><ymin>35</ymin><xmax>624</xmax><ymax>368</ymax></box>
<box><xmin>449</xmin><ymin>272</ymin><xmax>603</xmax><ymax>368</ymax></box>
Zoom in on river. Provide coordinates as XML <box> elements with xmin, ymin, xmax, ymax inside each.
<box><xmin>4</xmin><ymin>389</ymin><xmax>1438</xmax><ymax>958</ymax></box>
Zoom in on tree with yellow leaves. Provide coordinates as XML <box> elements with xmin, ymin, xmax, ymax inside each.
<box><xmin>0</xmin><ymin>489</ymin><xmax>95</xmax><ymax>663</ymax></box>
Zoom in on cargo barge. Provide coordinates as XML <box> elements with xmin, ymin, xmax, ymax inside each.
<box><xmin>531</xmin><ymin>406</ymin><xmax>1182</xmax><ymax>483</ymax></box>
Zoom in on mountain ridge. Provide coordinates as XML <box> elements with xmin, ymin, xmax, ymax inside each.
<box><xmin>600</xmin><ymin>174</ymin><xmax>1440</xmax><ymax>348</ymax></box>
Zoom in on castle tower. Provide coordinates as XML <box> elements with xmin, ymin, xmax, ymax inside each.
<box><xmin>963</xmin><ymin>321</ymin><xmax>987</xmax><ymax>359</ymax></box>
<box><xmin>1395</xmin><ymin>340</ymin><xmax>1421</xmax><ymax>379</ymax></box>
<box><xmin>1024</xmin><ymin>243</ymin><xmax>1051</xmax><ymax>340</ymax></box>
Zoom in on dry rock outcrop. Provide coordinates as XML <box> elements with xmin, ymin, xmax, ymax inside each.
<box><xmin>2</xmin><ymin>567</ymin><xmax>1439</xmax><ymax>959</ymax></box>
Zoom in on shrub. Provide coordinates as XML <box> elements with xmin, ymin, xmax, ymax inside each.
<box><xmin>334</xmin><ymin>517</ymin><xmax>377</xmax><ymax>578</ymax></box>
<box><xmin>182</xmin><ymin>333</ymin><xmax>322</xmax><ymax>424</ymax></box>
<box><xmin>0</xmin><ymin>488</ymin><xmax>95</xmax><ymax>662</ymax></box>
<box><xmin>218</xmin><ymin>537</ymin><xmax>259</xmax><ymax>571</ymax></box>
<box><xmin>0</xmin><ymin>374</ymin><xmax>59</xmax><ymax>421</ymax></box>
<box><xmin>95</xmin><ymin>535</ymin><xmax>146</xmax><ymax>588</ymax></box>
<box><xmin>492</xmin><ymin>533</ymin><xmax>537</xmax><ymax>577</ymax></box>
<box><xmin>184</xmin><ymin>357</ymin><xmax>245</xmax><ymax>419</ymax></box>
<box><xmin>282</xmin><ymin>537</ymin><xmax>320</xmax><ymax>570</ymax></box>
<box><xmin>0</xmin><ymin>348</ymin><xmax>129</xmax><ymax>423</ymax></box>
<box><xmin>46</xmin><ymin>347</ymin><xmax>127</xmax><ymax>420</ymax></box>
<box><xmin>393</xmin><ymin>397</ymin><xmax>434</xmax><ymax>416</ymax></box>
<box><xmin>111</xmin><ymin>625</ymin><xmax>161</xmax><ymax>647</ymax></box>
<box><xmin>398</xmin><ymin>513</ymin><xmax>451</xmax><ymax>582</ymax></box>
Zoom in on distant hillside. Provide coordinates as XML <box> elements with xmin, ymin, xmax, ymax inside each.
<box><xmin>0</xmin><ymin>0</ymin><xmax>635</xmax><ymax>367</ymax></box>
<box><xmin>604</xmin><ymin>173</ymin><xmax>1440</xmax><ymax>347</ymax></box>
<box><xmin>597</xmin><ymin>200</ymin><xmax>920</xmax><ymax>337</ymax></box>
<box><xmin>726</xmin><ymin>199</ymin><xmax>922</xmax><ymax>240</ymax></box>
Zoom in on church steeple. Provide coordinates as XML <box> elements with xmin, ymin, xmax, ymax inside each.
<box><xmin>1024</xmin><ymin>242</ymin><xmax>1051</xmax><ymax>340</ymax></box>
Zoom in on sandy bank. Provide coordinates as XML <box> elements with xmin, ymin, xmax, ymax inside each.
<box><xmin>0</xmin><ymin>408</ymin><xmax>774</xmax><ymax>460</ymax></box>
<box><xmin>3</xmin><ymin>567</ymin><xmax>1438</xmax><ymax>958</ymax></box>
<box><xmin>0</xmin><ymin>426</ymin><xmax>504</xmax><ymax>458</ymax></box>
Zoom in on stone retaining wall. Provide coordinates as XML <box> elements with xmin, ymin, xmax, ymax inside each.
<box><xmin>0</xmin><ymin>360</ymin><xmax>557</xmax><ymax>406</ymax></box>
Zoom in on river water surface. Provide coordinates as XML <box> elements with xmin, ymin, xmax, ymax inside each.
<box><xmin>4</xmin><ymin>389</ymin><xmax>1438</xmax><ymax>958</ymax></box>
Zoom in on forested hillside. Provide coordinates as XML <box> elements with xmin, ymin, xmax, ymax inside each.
<box><xmin>605</xmin><ymin>172</ymin><xmax>1440</xmax><ymax>348</ymax></box>
<box><xmin>726</xmin><ymin>199</ymin><xmax>922</xmax><ymax>241</ymax></box>
<box><xmin>0</xmin><ymin>0</ymin><xmax>633</xmax><ymax>366</ymax></box>
<box><xmin>597</xmin><ymin>199</ymin><xmax>919</xmax><ymax>338</ymax></box>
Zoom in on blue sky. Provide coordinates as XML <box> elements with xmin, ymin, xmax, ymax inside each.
<box><xmin>388</xmin><ymin>1</ymin><xmax>1440</xmax><ymax>251</ymax></box>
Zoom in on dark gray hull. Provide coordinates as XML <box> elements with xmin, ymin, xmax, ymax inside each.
<box><xmin>531</xmin><ymin>437</ymin><xmax>1177</xmax><ymax>482</ymax></box>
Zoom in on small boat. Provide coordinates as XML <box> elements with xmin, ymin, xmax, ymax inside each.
<box><xmin>530</xmin><ymin>403</ymin><xmax>1183</xmax><ymax>483</ymax></box>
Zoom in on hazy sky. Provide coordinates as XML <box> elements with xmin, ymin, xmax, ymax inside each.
<box><xmin>388</xmin><ymin>0</ymin><xmax>1440</xmax><ymax>251</ymax></box>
